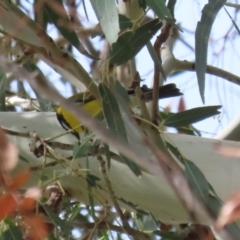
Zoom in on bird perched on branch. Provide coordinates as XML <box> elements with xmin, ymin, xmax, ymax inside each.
<box><xmin>56</xmin><ymin>83</ymin><xmax>183</xmax><ymax>140</ymax></box>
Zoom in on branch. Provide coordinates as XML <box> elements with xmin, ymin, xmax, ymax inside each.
<box><xmin>174</xmin><ymin>60</ymin><xmax>240</xmax><ymax>86</ymax></box>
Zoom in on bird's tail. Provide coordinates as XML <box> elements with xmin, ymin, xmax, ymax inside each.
<box><xmin>128</xmin><ymin>83</ymin><xmax>183</xmax><ymax>101</ymax></box>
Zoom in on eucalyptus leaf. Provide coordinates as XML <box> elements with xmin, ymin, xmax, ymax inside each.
<box><xmin>0</xmin><ymin>68</ymin><xmax>7</xmax><ymax>111</ymax></box>
<box><xmin>44</xmin><ymin>0</ymin><xmax>80</xmax><ymax>49</ymax></box>
<box><xmin>44</xmin><ymin>0</ymin><xmax>96</xmax><ymax>58</ymax></box>
<box><xmin>86</xmin><ymin>174</ymin><xmax>101</xmax><ymax>188</ymax></box>
<box><xmin>99</xmin><ymin>83</ymin><xmax>141</xmax><ymax>176</ymax></box>
<box><xmin>90</xmin><ymin>0</ymin><xmax>120</xmax><ymax>44</ymax></box>
<box><xmin>146</xmin><ymin>42</ymin><xmax>166</xmax><ymax>79</ymax></box>
<box><xmin>112</xmin><ymin>78</ymin><xmax>130</xmax><ymax>104</ymax></box>
<box><xmin>119</xmin><ymin>14</ymin><xmax>133</xmax><ymax>30</ymax></box>
<box><xmin>184</xmin><ymin>160</ymin><xmax>210</xmax><ymax>198</ymax></box>
<box><xmin>195</xmin><ymin>0</ymin><xmax>226</xmax><ymax>103</ymax></box>
<box><xmin>2</xmin><ymin>223</ymin><xmax>23</xmax><ymax>240</ymax></box>
<box><xmin>146</xmin><ymin>0</ymin><xmax>172</xmax><ymax>19</ymax></box>
<box><xmin>43</xmin><ymin>205</ymin><xmax>71</xmax><ymax>231</ymax></box>
<box><xmin>164</xmin><ymin>105</ymin><xmax>221</xmax><ymax>127</ymax></box>
<box><xmin>109</xmin><ymin>19</ymin><xmax>162</xmax><ymax>65</ymax></box>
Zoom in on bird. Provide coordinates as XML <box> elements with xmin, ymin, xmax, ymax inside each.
<box><xmin>56</xmin><ymin>83</ymin><xmax>183</xmax><ymax>140</ymax></box>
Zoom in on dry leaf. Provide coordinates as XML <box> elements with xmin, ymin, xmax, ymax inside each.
<box><xmin>0</xmin><ymin>128</ymin><xmax>18</xmax><ymax>172</ymax></box>
<box><xmin>0</xmin><ymin>193</ymin><xmax>18</xmax><ymax>220</ymax></box>
<box><xmin>8</xmin><ymin>171</ymin><xmax>31</xmax><ymax>190</ymax></box>
<box><xmin>23</xmin><ymin>215</ymin><xmax>48</xmax><ymax>240</ymax></box>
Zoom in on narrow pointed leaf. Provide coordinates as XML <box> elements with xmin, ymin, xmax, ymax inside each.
<box><xmin>195</xmin><ymin>0</ymin><xmax>226</xmax><ymax>103</ymax></box>
<box><xmin>164</xmin><ymin>105</ymin><xmax>221</xmax><ymax>127</ymax></box>
<box><xmin>0</xmin><ymin>69</ymin><xmax>7</xmax><ymax>111</ymax></box>
<box><xmin>44</xmin><ymin>0</ymin><xmax>80</xmax><ymax>49</ymax></box>
<box><xmin>109</xmin><ymin>19</ymin><xmax>162</xmax><ymax>65</ymax></box>
<box><xmin>146</xmin><ymin>0</ymin><xmax>172</xmax><ymax>19</ymax></box>
<box><xmin>99</xmin><ymin>83</ymin><xmax>141</xmax><ymax>176</ymax></box>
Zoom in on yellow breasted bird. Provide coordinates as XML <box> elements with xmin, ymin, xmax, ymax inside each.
<box><xmin>56</xmin><ymin>83</ymin><xmax>183</xmax><ymax>140</ymax></box>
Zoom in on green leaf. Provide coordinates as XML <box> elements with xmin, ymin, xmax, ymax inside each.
<box><xmin>119</xmin><ymin>14</ymin><xmax>133</xmax><ymax>30</ymax></box>
<box><xmin>138</xmin><ymin>0</ymin><xmax>147</xmax><ymax>9</ymax></box>
<box><xmin>184</xmin><ymin>160</ymin><xmax>210</xmax><ymax>198</ymax></box>
<box><xmin>195</xmin><ymin>0</ymin><xmax>226</xmax><ymax>103</ymax></box>
<box><xmin>90</xmin><ymin>0</ymin><xmax>120</xmax><ymax>44</ymax></box>
<box><xmin>19</xmin><ymin>155</ymin><xmax>29</xmax><ymax>163</ymax></box>
<box><xmin>146</xmin><ymin>42</ymin><xmax>165</xmax><ymax>79</ymax></box>
<box><xmin>0</xmin><ymin>68</ymin><xmax>7</xmax><ymax>111</ymax></box>
<box><xmin>2</xmin><ymin>223</ymin><xmax>23</xmax><ymax>240</ymax></box>
<box><xmin>43</xmin><ymin>205</ymin><xmax>71</xmax><ymax>231</ymax></box>
<box><xmin>164</xmin><ymin>105</ymin><xmax>221</xmax><ymax>127</ymax></box>
<box><xmin>99</xmin><ymin>83</ymin><xmax>141</xmax><ymax>176</ymax></box>
<box><xmin>86</xmin><ymin>174</ymin><xmax>101</xmax><ymax>188</ymax></box>
<box><xmin>146</xmin><ymin>0</ymin><xmax>172</xmax><ymax>19</ymax></box>
<box><xmin>44</xmin><ymin>0</ymin><xmax>80</xmax><ymax>48</ymax></box>
<box><xmin>99</xmin><ymin>84</ymin><xmax>127</xmax><ymax>139</ymax></box>
<box><xmin>152</xmin><ymin>231</ymin><xmax>178</xmax><ymax>239</ymax></box>
<box><xmin>112</xmin><ymin>78</ymin><xmax>130</xmax><ymax>104</ymax></box>
<box><xmin>86</xmin><ymin>157</ymin><xmax>96</xmax><ymax>219</ymax></box>
<box><xmin>109</xmin><ymin>19</ymin><xmax>162</xmax><ymax>65</ymax></box>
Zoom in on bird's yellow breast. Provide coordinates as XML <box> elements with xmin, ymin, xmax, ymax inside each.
<box><xmin>57</xmin><ymin>99</ymin><xmax>102</xmax><ymax>133</ymax></box>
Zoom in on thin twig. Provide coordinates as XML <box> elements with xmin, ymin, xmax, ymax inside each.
<box><xmin>97</xmin><ymin>155</ymin><xmax>130</xmax><ymax>228</ymax></box>
<box><xmin>152</xmin><ymin>23</ymin><xmax>172</xmax><ymax>122</ymax></box>
<box><xmin>174</xmin><ymin>59</ymin><xmax>240</xmax><ymax>86</ymax></box>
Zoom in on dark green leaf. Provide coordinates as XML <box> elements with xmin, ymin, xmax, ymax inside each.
<box><xmin>152</xmin><ymin>231</ymin><xmax>178</xmax><ymax>239</ymax></box>
<box><xmin>138</xmin><ymin>0</ymin><xmax>147</xmax><ymax>9</ymax></box>
<box><xmin>112</xmin><ymin>78</ymin><xmax>130</xmax><ymax>104</ymax></box>
<box><xmin>184</xmin><ymin>160</ymin><xmax>210</xmax><ymax>198</ymax></box>
<box><xmin>2</xmin><ymin>223</ymin><xmax>23</xmax><ymax>240</ymax></box>
<box><xmin>195</xmin><ymin>0</ymin><xmax>226</xmax><ymax>103</ymax></box>
<box><xmin>99</xmin><ymin>83</ymin><xmax>127</xmax><ymax>139</ymax></box>
<box><xmin>164</xmin><ymin>105</ymin><xmax>221</xmax><ymax>127</ymax></box>
<box><xmin>119</xmin><ymin>14</ymin><xmax>133</xmax><ymax>30</ymax></box>
<box><xmin>86</xmin><ymin>174</ymin><xmax>101</xmax><ymax>188</ymax></box>
<box><xmin>120</xmin><ymin>155</ymin><xmax>141</xmax><ymax>176</ymax></box>
<box><xmin>86</xmin><ymin>157</ymin><xmax>96</xmax><ymax>219</ymax></box>
<box><xmin>43</xmin><ymin>0</ymin><xmax>84</xmax><ymax>53</ymax></box>
<box><xmin>99</xmin><ymin>83</ymin><xmax>141</xmax><ymax>176</ymax></box>
<box><xmin>43</xmin><ymin>205</ymin><xmax>71</xmax><ymax>231</ymax></box>
<box><xmin>146</xmin><ymin>0</ymin><xmax>172</xmax><ymax>19</ymax></box>
<box><xmin>0</xmin><ymin>68</ymin><xmax>7</xmax><ymax>111</ymax></box>
<box><xmin>146</xmin><ymin>42</ymin><xmax>166</xmax><ymax>79</ymax></box>
<box><xmin>104</xmin><ymin>144</ymin><xmax>111</xmax><ymax>169</ymax></box>
<box><xmin>109</xmin><ymin>19</ymin><xmax>162</xmax><ymax>65</ymax></box>
<box><xmin>165</xmin><ymin>142</ymin><xmax>183</xmax><ymax>162</ymax></box>
<box><xmin>40</xmin><ymin>174</ymin><xmax>49</xmax><ymax>181</ymax></box>
<box><xmin>119</xmin><ymin>197</ymin><xmax>138</xmax><ymax>208</ymax></box>
<box><xmin>19</xmin><ymin>155</ymin><xmax>29</xmax><ymax>163</ymax></box>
